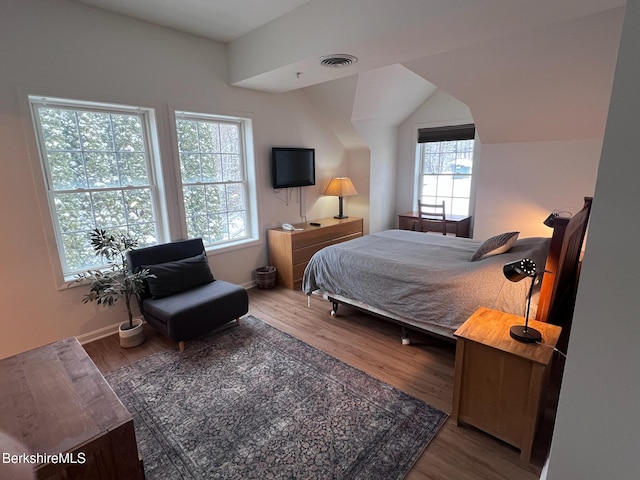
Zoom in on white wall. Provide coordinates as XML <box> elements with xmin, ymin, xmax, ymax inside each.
<box><xmin>474</xmin><ymin>140</ymin><xmax>601</xmax><ymax>239</ymax></box>
<box><xmin>543</xmin><ymin>0</ymin><xmax>640</xmax><ymax>478</ymax></box>
<box><xmin>0</xmin><ymin>0</ymin><xmax>347</xmax><ymax>358</ymax></box>
<box><xmin>352</xmin><ymin>122</ymin><xmax>398</xmax><ymax>232</ymax></box>
<box><xmin>397</xmin><ymin>91</ymin><xmax>602</xmax><ymax>239</ymax></box>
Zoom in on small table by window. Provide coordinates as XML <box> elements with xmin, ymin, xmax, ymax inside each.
<box><xmin>398</xmin><ymin>211</ymin><xmax>472</xmax><ymax>238</ymax></box>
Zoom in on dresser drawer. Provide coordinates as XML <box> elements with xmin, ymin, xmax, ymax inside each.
<box><xmin>332</xmin><ymin>232</ymin><xmax>362</xmax><ymax>245</ymax></box>
<box><xmin>331</xmin><ymin>219</ymin><xmax>363</xmax><ymax>239</ymax></box>
<box><xmin>292</xmin><ymin>262</ymin><xmax>309</xmax><ymax>285</ymax></box>
<box><xmin>292</xmin><ymin>240</ymin><xmax>331</xmax><ymax>265</ymax></box>
<box><xmin>291</xmin><ymin>228</ymin><xmax>332</xmax><ymax>249</ymax></box>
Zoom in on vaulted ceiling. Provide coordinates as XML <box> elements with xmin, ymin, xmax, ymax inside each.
<box><xmin>73</xmin><ymin>0</ymin><xmax>626</xmax><ymax>144</ymax></box>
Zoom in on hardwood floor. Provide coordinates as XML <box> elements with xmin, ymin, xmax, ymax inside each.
<box><xmin>84</xmin><ymin>287</ymin><xmax>557</xmax><ymax>479</ymax></box>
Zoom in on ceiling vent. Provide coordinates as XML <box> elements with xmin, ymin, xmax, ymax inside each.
<box><xmin>320</xmin><ymin>54</ymin><xmax>358</xmax><ymax>68</ymax></box>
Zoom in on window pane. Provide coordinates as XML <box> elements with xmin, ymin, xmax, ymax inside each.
<box><xmin>206</xmin><ymin>184</ymin><xmax>227</xmax><ymax>213</ymax></box>
<box><xmin>78</xmin><ymin>111</ymin><xmax>114</xmax><ymax>151</ymax></box>
<box><xmin>128</xmin><ymin>221</ymin><xmax>157</xmax><ymax>247</ymax></box>
<box><xmin>119</xmin><ymin>153</ymin><xmax>148</xmax><ymax>186</ymax></box>
<box><xmin>183</xmin><ymin>185</ymin><xmax>207</xmax><ymax>215</ymax></box>
<box><xmin>85</xmin><ymin>152</ymin><xmax>119</xmax><ymax>188</ymax></box>
<box><xmin>220</xmin><ymin>123</ymin><xmax>239</xmax><ymax>153</ymax></box>
<box><xmin>222</xmin><ymin>154</ymin><xmax>242</xmax><ymax>181</ymax></box>
<box><xmin>419</xmin><ymin>135</ymin><xmax>474</xmax><ymax>217</ymax></box>
<box><xmin>61</xmin><ymin>231</ymin><xmax>97</xmax><ymax>272</ymax></box>
<box><xmin>177</xmin><ymin>120</ymin><xmax>198</xmax><ymax>152</ymax></box>
<box><xmin>435</xmin><ymin>175</ymin><xmax>453</xmax><ymax>197</ymax></box>
<box><xmin>113</xmin><ymin>114</ymin><xmax>144</xmax><ymax>152</ymax></box>
<box><xmin>92</xmin><ymin>191</ymin><xmax>126</xmax><ymax>227</ymax></box>
<box><xmin>40</xmin><ymin>108</ymin><xmax>80</xmax><ymax>151</ymax></box>
<box><xmin>451</xmin><ymin>198</ymin><xmax>470</xmax><ymax>216</ymax></box>
<box><xmin>422</xmin><ymin>177</ymin><xmax>438</xmax><ymax>197</ymax></box>
<box><xmin>229</xmin><ymin>211</ymin><xmax>246</xmax><ymax>239</ymax></box>
<box><xmin>452</xmin><ymin>175</ymin><xmax>472</xmax><ymax>197</ymax></box>
<box><xmin>209</xmin><ymin>213</ymin><xmax>228</xmax><ymax>242</ymax></box>
<box><xmin>48</xmin><ymin>151</ymin><xmax>86</xmax><ymax>190</ymax></box>
<box><xmin>186</xmin><ymin>214</ymin><xmax>208</xmax><ymax>242</ymax></box>
<box><xmin>32</xmin><ymin>98</ymin><xmax>161</xmax><ymax>277</ymax></box>
<box><xmin>176</xmin><ymin>113</ymin><xmax>250</xmax><ymax>247</ymax></box>
<box><xmin>197</xmin><ymin>122</ymin><xmax>220</xmax><ymax>152</ymax></box>
<box><xmin>180</xmin><ymin>153</ymin><xmax>202</xmax><ymax>184</ymax></box>
<box><xmin>53</xmin><ymin>192</ymin><xmax>94</xmax><ymax>233</ymax></box>
<box><xmin>226</xmin><ymin>183</ymin><xmax>244</xmax><ymax>212</ymax></box>
<box><xmin>201</xmin><ymin>154</ymin><xmax>222</xmax><ymax>182</ymax></box>
<box><xmin>124</xmin><ymin>188</ymin><xmax>154</xmax><ymax>225</ymax></box>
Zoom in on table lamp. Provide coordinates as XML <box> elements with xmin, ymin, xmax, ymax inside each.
<box><xmin>324</xmin><ymin>177</ymin><xmax>357</xmax><ymax>219</ymax></box>
<box><xmin>503</xmin><ymin>258</ymin><xmax>543</xmax><ymax>343</ymax></box>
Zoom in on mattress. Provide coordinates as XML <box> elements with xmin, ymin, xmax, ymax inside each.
<box><xmin>302</xmin><ymin>230</ymin><xmax>550</xmax><ymax>337</ymax></box>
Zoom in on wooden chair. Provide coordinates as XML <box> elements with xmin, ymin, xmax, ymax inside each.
<box><xmin>418</xmin><ymin>199</ymin><xmax>446</xmax><ymax>235</ymax></box>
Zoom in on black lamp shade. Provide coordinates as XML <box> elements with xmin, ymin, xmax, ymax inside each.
<box><xmin>503</xmin><ymin>258</ymin><xmax>536</xmax><ymax>282</ymax></box>
<box><xmin>543</xmin><ymin>213</ymin><xmax>558</xmax><ymax>228</ymax></box>
<box><xmin>502</xmin><ymin>258</ymin><xmax>543</xmax><ymax>343</ymax></box>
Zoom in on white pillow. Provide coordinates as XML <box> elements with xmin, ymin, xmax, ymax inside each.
<box><xmin>470</xmin><ymin>231</ymin><xmax>520</xmax><ymax>261</ymax></box>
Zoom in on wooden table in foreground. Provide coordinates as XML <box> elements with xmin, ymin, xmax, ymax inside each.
<box><xmin>0</xmin><ymin>337</ymin><xmax>144</xmax><ymax>480</ymax></box>
<box><xmin>452</xmin><ymin>307</ymin><xmax>561</xmax><ymax>461</ymax></box>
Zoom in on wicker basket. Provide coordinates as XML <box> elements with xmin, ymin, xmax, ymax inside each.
<box><xmin>255</xmin><ymin>266</ymin><xmax>276</xmax><ymax>289</ymax></box>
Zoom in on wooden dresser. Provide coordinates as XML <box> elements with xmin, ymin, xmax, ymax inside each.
<box><xmin>0</xmin><ymin>337</ymin><xmax>145</xmax><ymax>480</ymax></box>
<box><xmin>267</xmin><ymin>217</ymin><xmax>363</xmax><ymax>289</ymax></box>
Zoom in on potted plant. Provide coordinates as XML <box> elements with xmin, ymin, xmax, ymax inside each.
<box><xmin>77</xmin><ymin>229</ymin><xmax>154</xmax><ymax>348</ymax></box>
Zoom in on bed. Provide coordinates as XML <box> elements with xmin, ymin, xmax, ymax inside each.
<box><xmin>302</xmin><ymin>197</ymin><xmax>592</xmax><ymax>342</ymax></box>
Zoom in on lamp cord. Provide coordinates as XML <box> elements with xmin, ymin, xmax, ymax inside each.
<box><xmin>535</xmin><ymin>341</ymin><xmax>567</xmax><ymax>359</ymax></box>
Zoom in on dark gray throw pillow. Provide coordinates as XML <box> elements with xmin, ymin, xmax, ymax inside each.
<box><xmin>144</xmin><ymin>252</ymin><xmax>214</xmax><ymax>298</ymax></box>
<box><xmin>470</xmin><ymin>231</ymin><xmax>520</xmax><ymax>261</ymax></box>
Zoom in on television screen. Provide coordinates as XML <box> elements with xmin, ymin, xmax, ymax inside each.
<box><xmin>271</xmin><ymin>147</ymin><xmax>315</xmax><ymax>188</ymax></box>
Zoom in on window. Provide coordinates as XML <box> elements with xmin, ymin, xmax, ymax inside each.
<box><xmin>175</xmin><ymin>112</ymin><xmax>253</xmax><ymax>247</ymax></box>
<box><xmin>30</xmin><ymin>97</ymin><xmax>162</xmax><ymax>277</ymax></box>
<box><xmin>417</xmin><ymin>124</ymin><xmax>475</xmax><ymax>216</ymax></box>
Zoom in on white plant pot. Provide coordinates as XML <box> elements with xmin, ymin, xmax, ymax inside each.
<box><xmin>119</xmin><ymin>318</ymin><xmax>145</xmax><ymax>348</ymax></box>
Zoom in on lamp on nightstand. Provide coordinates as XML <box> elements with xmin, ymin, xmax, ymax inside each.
<box><xmin>503</xmin><ymin>258</ymin><xmax>543</xmax><ymax>343</ymax></box>
<box><xmin>543</xmin><ymin>213</ymin><xmax>558</xmax><ymax>228</ymax></box>
<box><xmin>324</xmin><ymin>177</ymin><xmax>358</xmax><ymax>219</ymax></box>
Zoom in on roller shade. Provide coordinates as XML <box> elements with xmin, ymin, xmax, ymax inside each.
<box><xmin>417</xmin><ymin>124</ymin><xmax>475</xmax><ymax>143</ymax></box>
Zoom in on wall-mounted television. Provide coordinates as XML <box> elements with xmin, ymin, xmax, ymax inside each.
<box><xmin>271</xmin><ymin>147</ymin><xmax>316</xmax><ymax>189</ymax></box>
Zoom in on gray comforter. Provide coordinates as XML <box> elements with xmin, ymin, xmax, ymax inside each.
<box><xmin>302</xmin><ymin>230</ymin><xmax>551</xmax><ymax>337</ymax></box>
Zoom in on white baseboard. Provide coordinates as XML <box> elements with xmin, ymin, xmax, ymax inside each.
<box><xmin>75</xmin><ymin>321</ymin><xmax>122</xmax><ymax>345</ymax></box>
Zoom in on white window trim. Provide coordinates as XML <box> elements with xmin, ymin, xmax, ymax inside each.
<box><xmin>26</xmin><ymin>94</ymin><xmax>169</xmax><ymax>285</ymax></box>
<box><xmin>413</xmin><ymin>118</ymin><xmax>478</xmax><ymax>218</ymax></box>
<box><xmin>170</xmin><ymin>109</ymin><xmax>260</xmax><ymax>253</ymax></box>
<box><xmin>19</xmin><ymin>89</ymin><xmax>261</xmax><ymax>289</ymax></box>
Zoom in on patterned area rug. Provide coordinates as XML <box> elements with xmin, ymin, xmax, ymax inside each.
<box><xmin>106</xmin><ymin>316</ymin><xmax>448</xmax><ymax>480</ymax></box>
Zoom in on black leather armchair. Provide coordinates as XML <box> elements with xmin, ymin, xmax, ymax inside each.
<box><xmin>127</xmin><ymin>238</ymin><xmax>249</xmax><ymax>351</ymax></box>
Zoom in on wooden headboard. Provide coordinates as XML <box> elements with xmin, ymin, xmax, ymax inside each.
<box><xmin>535</xmin><ymin>196</ymin><xmax>593</xmax><ymax>324</ymax></box>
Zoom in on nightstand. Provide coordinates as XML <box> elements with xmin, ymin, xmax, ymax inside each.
<box><xmin>451</xmin><ymin>307</ymin><xmax>561</xmax><ymax>461</ymax></box>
